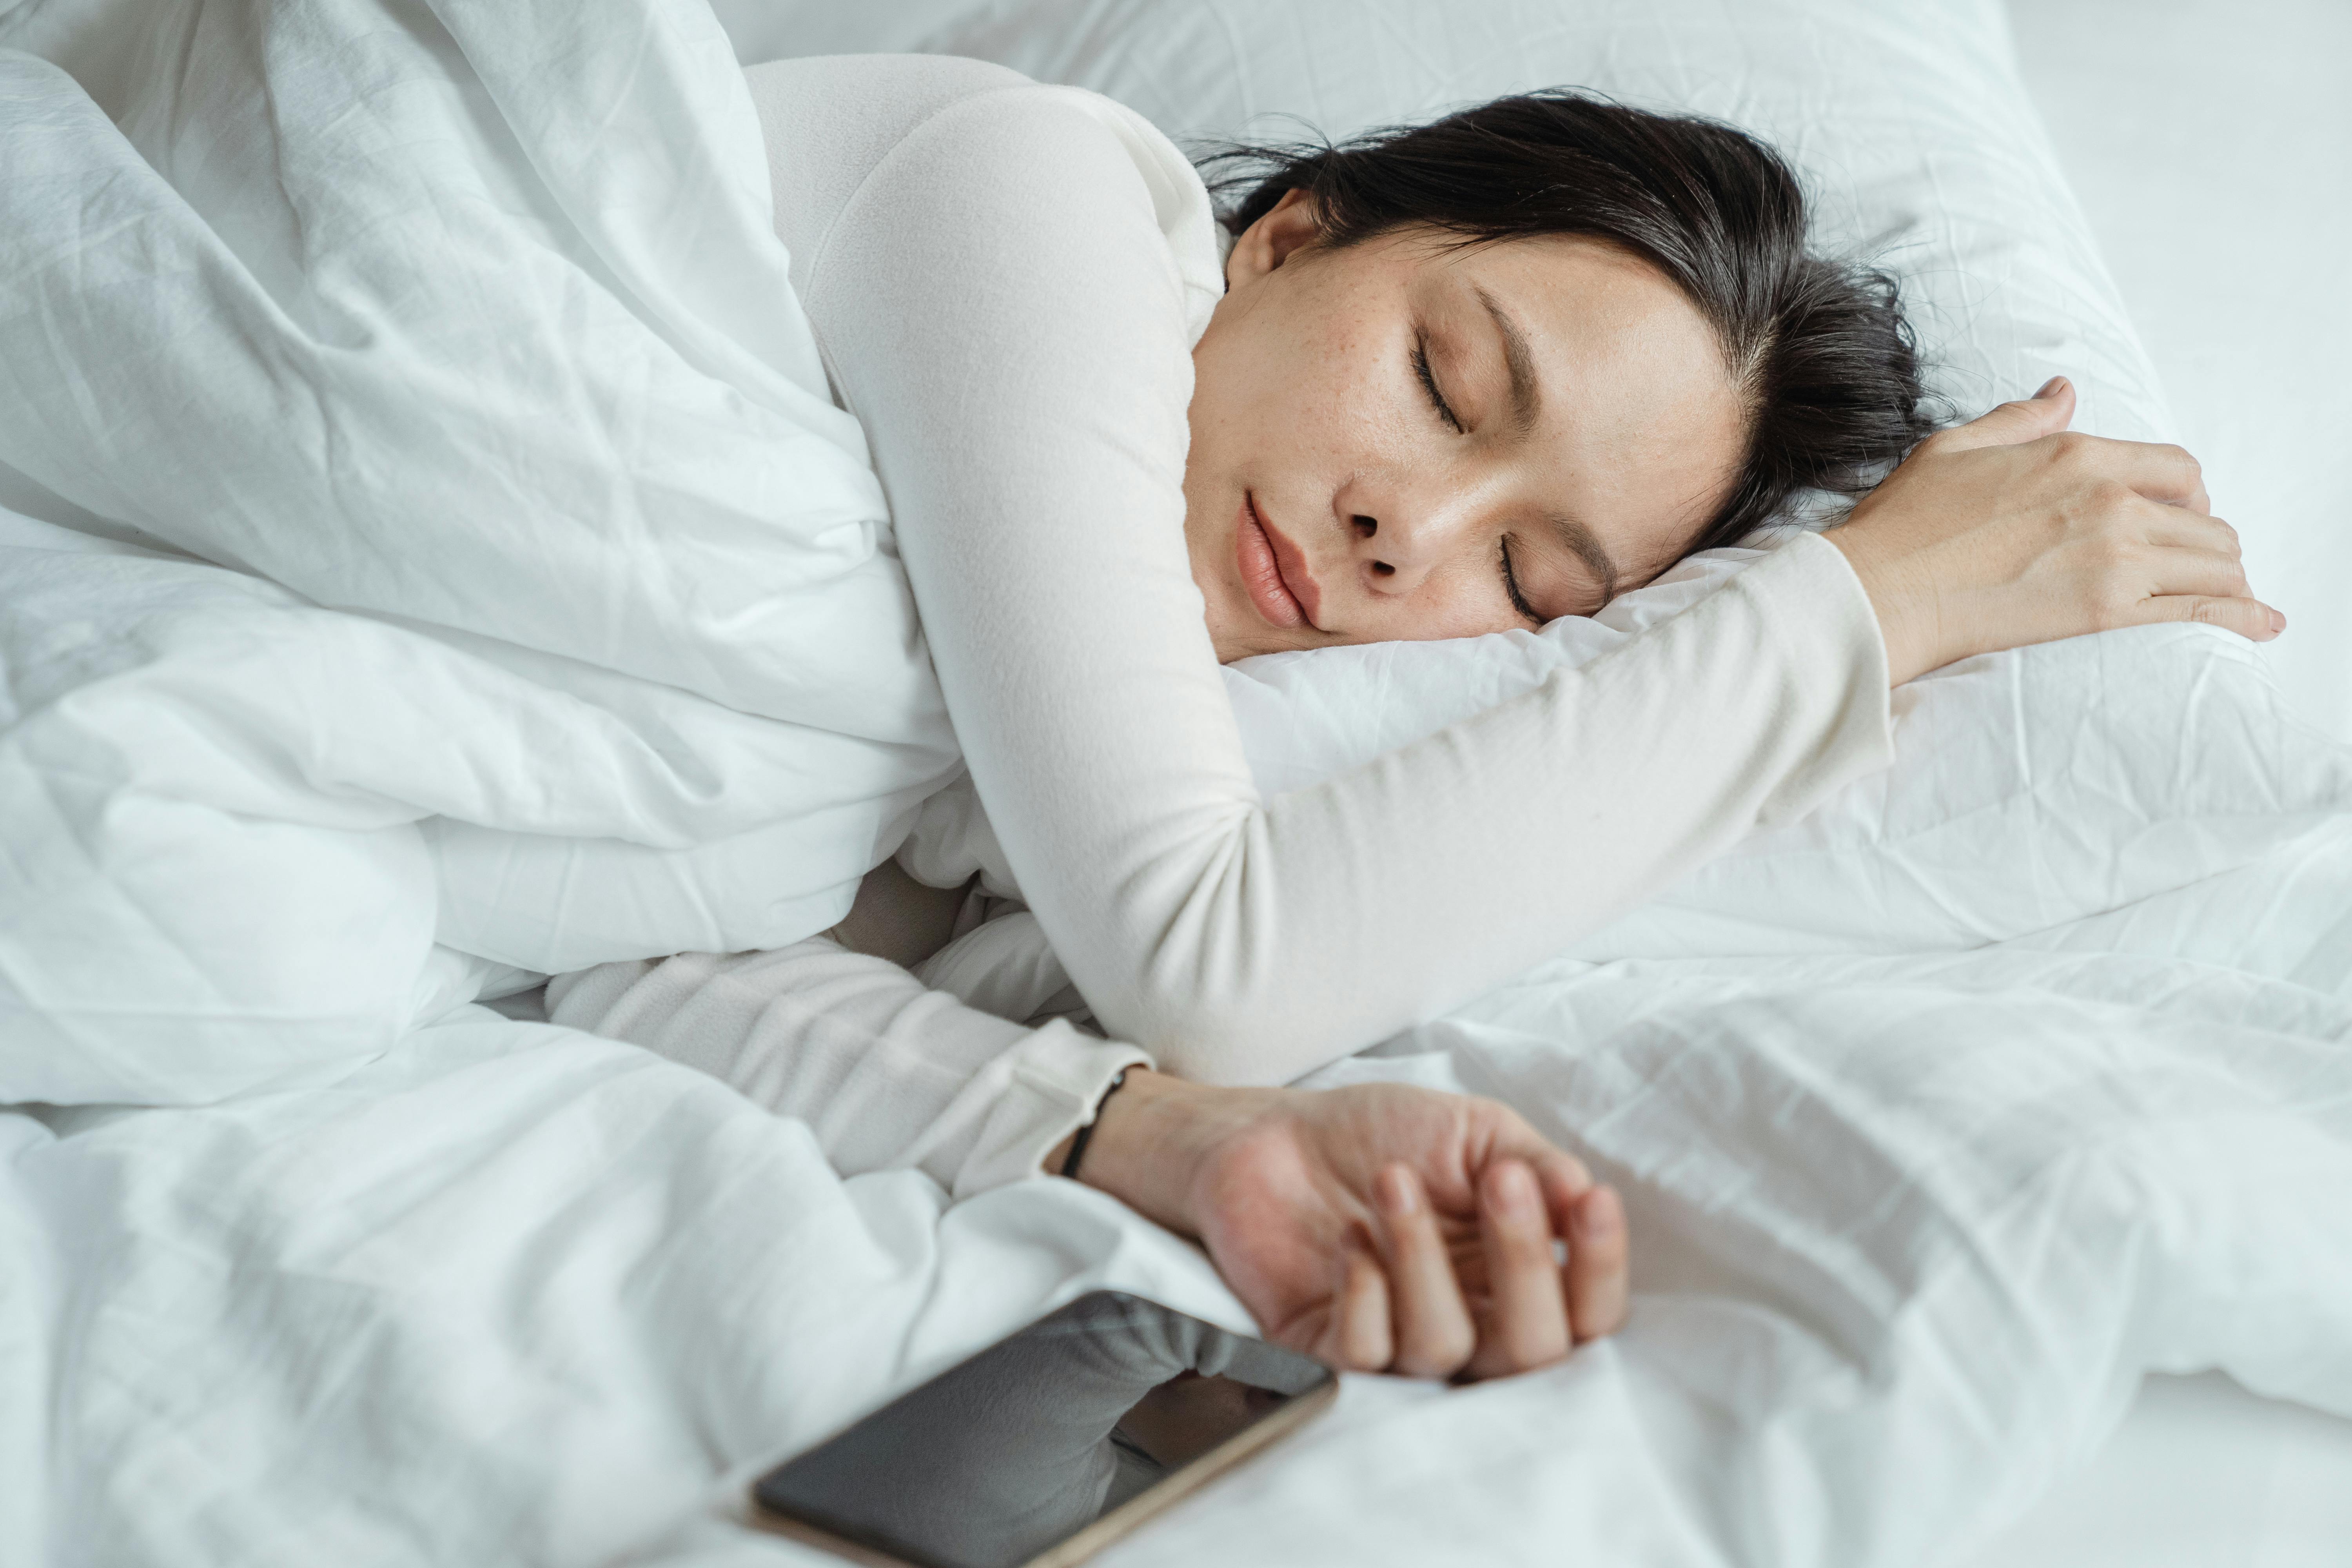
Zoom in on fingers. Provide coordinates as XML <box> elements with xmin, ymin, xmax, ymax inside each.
<box><xmin>1326</xmin><ymin>1131</ymin><xmax>1634</xmax><ymax>1384</ymax></box>
<box><xmin>1534</xmin><ymin>1156</ymin><xmax>1631</xmax><ymax>1345</ymax></box>
<box><xmin>1930</xmin><ymin>378</ymin><xmax>2211</xmax><ymax>514</ymax></box>
<box><xmin>1465</xmin><ymin>1161</ymin><xmax>1572</xmax><ymax>1379</ymax></box>
<box><xmin>1374</xmin><ymin>1163</ymin><xmax>1477</xmax><ymax>1378</ymax></box>
<box><xmin>1929</xmin><ymin>374</ymin><xmax>2075</xmax><ymax>453</ymax></box>
<box><xmin>1450</xmin><ymin>1164</ymin><xmax>1633</xmax><ymax>1379</ymax></box>
<box><xmin>2141</xmin><ymin>594</ymin><xmax>2287</xmax><ymax>642</ymax></box>
<box><xmin>1314</xmin><ymin>1239</ymin><xmax>1393</xmax><ymax>1372</ymax></box>
<box><xmin>2144</xmin><ymin>543</ymin><xmax>2254</xmax><ymax>603</ymax></box>
<box><xmin>2042</xmin><ymin>432</ymin><xmax>2208</xmax><ymax>510</ymax></box>
<box><xmin>1507</xmin><ymin>1136</ymin><xmax>1593</xmax><ymax>1201</ymax></box>
<box><xmin>2119</xmin><ymin>528</ymin><xmax>2283</xmax><ymax>641</ymax></box>
<box><xmin>1531</xmin><ymin>1148</ymin><xmax>1595</xmax><ymax>1226</ymax></box>
<box><xmin>2143</xmin><ymin>507</ymin><xmax>2239</xmax><ymax>554</ymax></box>
<box><xmin>1564</xmin><ymin>1186</ymin><xmax>1630</xmax><ymax>1341</ymax></box>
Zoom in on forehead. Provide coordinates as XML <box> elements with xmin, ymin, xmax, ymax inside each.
<box><xmin>1405</xmin><ymin>232</ymin><xmax>1747</xmax><ymax>563</ymax></box>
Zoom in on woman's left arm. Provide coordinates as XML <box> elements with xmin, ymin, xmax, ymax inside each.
<box><xmin>553</xmin><ymin>927</ymin><xmax>1628</xmax><ymax>1378</ymax></box>
<box><xmin>549</xmin><ymin>939</ymin><xmax>1144</xmax><ymax>1200</ymax></box>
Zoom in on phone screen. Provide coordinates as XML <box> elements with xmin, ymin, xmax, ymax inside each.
<box><xmin>753</xmin><ymin>1290</ymin><xmax>1336</xmax><ymax>1568</ymax></box>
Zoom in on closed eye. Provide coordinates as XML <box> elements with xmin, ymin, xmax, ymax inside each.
<box><xmin>1412</xmin><ymin>332</ymin><xmax>1464</xmax><ymax>434</ymax></box>
<box><xmin>1499</xmin><ymin>537</ymin><xmax>1541</xmax><ymax>625</ymax></box>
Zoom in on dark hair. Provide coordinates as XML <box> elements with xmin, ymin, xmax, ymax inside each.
<box><xmin>1203</xmin><ymin>90</ymin><xmax>1937</xmax><ymax>554</ymax></box>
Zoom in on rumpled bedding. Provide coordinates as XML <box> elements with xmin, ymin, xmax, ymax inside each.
<box><xmin>2</xmin><ymin>2</ymin><xmax>2349</xmax><ymax>1567</ymax></box>
<box><xmin>0</xmin><ymin>0</ymin><xmax>962</xmax><ymax>1107</ymax></box>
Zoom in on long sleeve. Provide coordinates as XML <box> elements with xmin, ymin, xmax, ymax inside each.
<box><xmin>753</xmin><ymin>58</ymin><xmax>1894</xmax><ymax>1087</ymax></box>
<box><xmin>545</xmin><ymin>936</ymin><xmax>1146</xmax><ymax>1200</ymax></box>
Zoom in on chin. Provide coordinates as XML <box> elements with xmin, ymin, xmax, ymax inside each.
<box><xmin>1204</xmin><ymin>599</ymin><xmax>1273</xmax><ymax>664</ymax></box>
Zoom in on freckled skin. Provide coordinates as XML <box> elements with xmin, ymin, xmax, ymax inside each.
<box><xmin>1183</xmin><ymin>189</ymin><xmax>1749</xmax><ymax>662</ymax></box>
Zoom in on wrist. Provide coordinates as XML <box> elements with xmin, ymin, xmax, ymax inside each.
<box><xmin>1826</xmin><ymin>525</ymin><xmax>1942</xmax><ymax>686</ymax></box>
<box><xmin>1062</xmin><ymin>1067</ymin><xmax>1279</xmax><ymax>1237</ymax></box>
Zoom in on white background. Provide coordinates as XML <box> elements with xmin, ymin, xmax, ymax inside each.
<box><xmin>2007</xmin><ymin>0</ymin><xmax>2352</xmax><ymax>743</ymax></box>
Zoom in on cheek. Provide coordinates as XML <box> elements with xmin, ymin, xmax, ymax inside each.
<box><xmin>1218</xmin><ymin>283</ymin><xmax>1414</xmax><ymax>461</ymax></box>
<box><xmin>1299</xmin><ymin>309</ymin><xmax>1417</xmax><ymax>443</ymax></box>
<box><xmin>1424</xmin><ymin>570</ymin><xmax>1522</xmax><ymax>639</ymax></box>
<box><xmin>1348</xmin><ymin>554</ymin><xmax>1524</xmax><ymax>645</ymax></box>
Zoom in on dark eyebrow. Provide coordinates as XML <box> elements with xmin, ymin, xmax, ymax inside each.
<box><xmin>1545</xmin><ymin>510</ymin><xmax>1621</xmax><ymax>606</ymax></box>
<box><xmin>1476</xmin><ymin>285</ymin><xmax>1541</xmax><ymax>437</ymax></box>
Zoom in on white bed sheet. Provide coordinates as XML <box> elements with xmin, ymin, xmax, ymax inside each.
<box><xmin>1955</xmin><ymin>1374</ymin><xmax>2352</xmax><ymax>1568</ymax></box>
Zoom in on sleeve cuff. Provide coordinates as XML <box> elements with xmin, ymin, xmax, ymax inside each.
<box><xmin>951</xmin><ymin>1021</ymin><xmax>1153</xmax><ymax>1199</ymax></box>
<box><xmin>1738</xmin><ymin>530</ymin><xmax>1897</xmax><ymax>825</ymax></box>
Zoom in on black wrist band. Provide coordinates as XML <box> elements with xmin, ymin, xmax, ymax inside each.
<box><xmin>1060</xmin><ymin>1067</ymin><xmax>1131</xmax><ymax>1180</ymax></box>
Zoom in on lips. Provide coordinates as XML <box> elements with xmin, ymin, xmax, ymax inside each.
<box><xmin>1234</xmin><ymin>492</ymin><xmax>1322</xmax><ymax>631</ymax></box>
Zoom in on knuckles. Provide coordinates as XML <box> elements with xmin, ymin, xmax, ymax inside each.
<box><xmin>2042</xmin><ymin>430</ymin><xmax>2098</xmax><ymax>470</ymax></box>
<box><xmin>2082</xmin><ymin>477</ymin><xmax>2138</xmax><ymax>519</ymax></box>
<box><xmin>2189</xmin><ymin>598</ymin><xmax>2250</xmax><ymax>631</ymax></box>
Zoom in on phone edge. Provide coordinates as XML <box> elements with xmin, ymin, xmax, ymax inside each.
<box><xmin>1020</xmin><ymin>1374</ymin><xmax>1341</xmax><ymax>1568</ymax></box>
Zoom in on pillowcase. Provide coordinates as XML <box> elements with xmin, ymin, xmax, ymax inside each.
<box><xmin>1228</xmin><ymin>544</ymin><xmax>2350</xmax><ymax>958</ymax></box>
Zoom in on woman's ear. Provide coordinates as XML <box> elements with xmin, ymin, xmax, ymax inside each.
<box><xmin>1225</xmin><ymin>187</ymin><xmax>1323</xmax><ymax>291</ymax></box>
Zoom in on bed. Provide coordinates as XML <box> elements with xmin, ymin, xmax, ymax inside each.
<box><xmin>2</xmin><ymin>2</ymin><xmax>2346</xmax><ymax>1564</ymax></box>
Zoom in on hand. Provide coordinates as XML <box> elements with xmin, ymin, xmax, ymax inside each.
<box><xmin>1827</xmin><ymin>377</ymin><xmax>2284</xmax><ymax>685</ymax></box>
<box><xmin>1064</xmin><ymin>1069</ymin><xmax>1629</xmax><ymax>1380</ymax></box>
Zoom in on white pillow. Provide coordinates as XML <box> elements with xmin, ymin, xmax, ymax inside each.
<box><xmin>1229</xmin><ymin>547</ymin><xmax>2352</xmax><ymax>958</ymax></box>
<box><xmin>721</xmin><ymin>0</ymin><xmax>2175</xmax><ymax>441</ymax></box>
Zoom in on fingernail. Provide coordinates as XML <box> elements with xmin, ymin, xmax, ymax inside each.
<box><xmin>1492</xmin><ymin>1161</ymin><xmax>1535</xmax><ymax>1212</ymax></box>
<box><xmin>1381</xmin><ymin>1166</ymin><xmax>1419</xmax><ymax>1215</ymax></box>
<box><xmin>1575</xmin><ymin>1186</ymin><xmax>1621</xmax><ymax>1239</ymax></box>
<box><xmin>2034</xmin><ymin>376</ymin><xmax>2067</xmax><ymax>400</ymax></box>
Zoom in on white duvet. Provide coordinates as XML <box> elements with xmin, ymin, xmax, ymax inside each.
<box><xmin>2</xmin><ymin>2</ymin><xmax>2348</xmax><ymax>1566</ymax></box>
<box><xmin>0</xmin><ymin>0</ymin><xmax>966</xmax><ymax>1108</ymax></box>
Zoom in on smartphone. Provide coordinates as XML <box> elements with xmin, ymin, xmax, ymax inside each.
<box><xmin>751</xmin><ymin>1290</ymin><xmax>1338</xmax><ymax>1568</ymax></box>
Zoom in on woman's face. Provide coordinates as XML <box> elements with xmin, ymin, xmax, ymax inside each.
<box><xmin>1184</xmin><ymin>191</ymin><xmax>1748</xmax><ymax>662</ymax></box>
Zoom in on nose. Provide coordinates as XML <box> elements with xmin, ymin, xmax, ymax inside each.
<box><xmin>1336</xmin><ymin>470</ymin><xmax>1486</xmax><ymax>598</ymax></box>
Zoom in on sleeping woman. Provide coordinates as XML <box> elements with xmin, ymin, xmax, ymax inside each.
<box><xmin>557</xmin><ymin>55</ymin><xmax>2277</xmax><ymax>1381</ymax></box>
